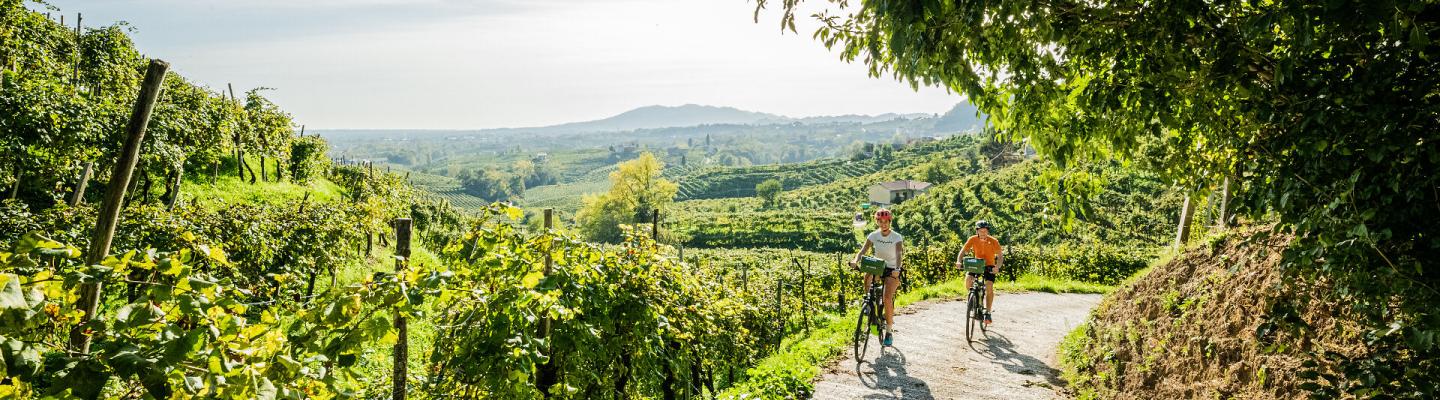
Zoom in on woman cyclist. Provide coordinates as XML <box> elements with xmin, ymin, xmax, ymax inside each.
<box><xmin>849</xmin><ymin>208</ymin><xmax>904</xmax><ymax>346</ymax></box>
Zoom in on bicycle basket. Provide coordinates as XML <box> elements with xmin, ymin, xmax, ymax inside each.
<box><xmin>962</xmin><ymin>257</ymin><xmax>987</xmax><ymax>274</ymax></box>
<box><xmin>858</xmin><ymin>256</ymin><xmax>887</xmax><ymax>276</ymax></box>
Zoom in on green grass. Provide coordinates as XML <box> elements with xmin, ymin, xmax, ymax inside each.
<box><xmin>1057</xmin><ymin>321</ymin><xmax>1100</xmax><ymax>400</ymax></box>
<box><xmin>180</xmin><ymin>173</ymin><xmax>345</xmax><ymax>207</ymax></box>
<box><xmin>995</xmin><ymin>274</ymin><xmax>1115</xmax><ymax>294</ymax></box>
<box><xmin>718</xmin><ymin>273</ymin><xmax>1111</xmax><ymax>398</ymax></box>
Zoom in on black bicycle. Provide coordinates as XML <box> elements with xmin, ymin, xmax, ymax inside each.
<box><xmin>962</xmin><ymin>257</ymin><xmax>990</xmax><ymax>343</ymax></box>
<box><xmin>853</xmin><ymin>256</ymin><xmax>888</xmax><ymax>362</ymax></box>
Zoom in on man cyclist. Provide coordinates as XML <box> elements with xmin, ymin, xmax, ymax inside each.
<box><xmin>956</xmin><ymin>220</ymin><xmax>1002</xmax><ymax>325</ymax></box>
<box><xmin>849</xmin><ymin>208</ymin><xmax>904</xmax><ymax>346</ymax></box>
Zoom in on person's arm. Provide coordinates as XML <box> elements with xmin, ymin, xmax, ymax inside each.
<box><xmin>995</xmin><ymin>243</ymin><xmax>1005</xmax><ymax>270</ymax></box>
<box><xmin>955</xmin><ymin>238</ymin><xmax>974</xmax><ymax>268</ymax></box>
<box><xmin>850</xmin><ymin>240</ymin><xmax>873</xmax><ymax>269</ymax></box>
<box><xmin>896</xmin><ymin>240</ymin><xmax>905</xmax><ymax>270</ymax></box>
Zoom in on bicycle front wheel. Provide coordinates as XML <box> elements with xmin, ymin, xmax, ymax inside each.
<box><xmin>966</xmin><ymin>289</ymin><xmax>979</xmax><ymax>343</ymax></box>
<box><xmin>979</xmin><ymin>286</ymin><xmax>989</xmax><ymax>335</ymax></box>
<box><xmin>853</xmin><ymin>300</ymin><xmax>872</xmax><ymax>362</ymax></box>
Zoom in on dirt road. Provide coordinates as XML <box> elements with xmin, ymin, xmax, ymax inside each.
<box><xmin>811</xmin><ymin>292</ymin><xmax>1102</xmax><ymax>400</ymax></box>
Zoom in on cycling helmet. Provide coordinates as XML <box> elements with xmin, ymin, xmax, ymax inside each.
<box><xmin>975</xmin><ymin>220</ymin><xmax>992</xmax><ymax>230</ymax></box>
<box><xmin>875</xmin><ymin>208</ymin><xmax>893</xmax><ymax>221</ymax></box>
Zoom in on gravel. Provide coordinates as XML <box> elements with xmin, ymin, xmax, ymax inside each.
<box><xmin>811</xmin><ymin>292</ymin><xmax>1102</xmax><ymax>400</ymax></box>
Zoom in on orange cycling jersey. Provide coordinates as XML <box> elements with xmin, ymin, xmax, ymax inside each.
<box><xmin>962</xmin><ymin>235</ymin><xmax>1003</xmax><ymax>266</ymax></box>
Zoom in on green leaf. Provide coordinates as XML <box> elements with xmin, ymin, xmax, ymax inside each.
<box><xmin>521</xmin><ymin>271</ymin><xmax>545</xmax><ymax>289</ymax></box>
<box><xmin>0</xmin><ymin>274</ymin><xmax>27</xmax><ymax>311</ymax></box>
<box><xmin>1</xmin><ymin>337</ymin><xmax>42</xmax><ymax>378</ymax></box>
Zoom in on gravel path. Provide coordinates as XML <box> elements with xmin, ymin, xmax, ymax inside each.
<box><xmin>811</xmin><ymin>292</ymin><xmax>1102</xmax><ymax>400</ymax></box>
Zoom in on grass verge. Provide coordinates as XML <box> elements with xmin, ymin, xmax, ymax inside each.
<box><xmin>718</xmin><ymin>273</ymin><xmax>1112</xmax><ymax>399</ymax></box>
<box><xmin>180</xmin><ymin>171</ymin><xmax>344</xmax><ymax>207</ymax></box>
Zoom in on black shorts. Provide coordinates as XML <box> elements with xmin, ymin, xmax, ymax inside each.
<box><xmin>968</xmin><ymin>266</ymin><xmax>996</xmax><ymax>282</ymax></box>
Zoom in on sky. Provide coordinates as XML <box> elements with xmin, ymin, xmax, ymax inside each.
<box><xmin>37</xmin><ymin>0</ymin><xmax>962</xmax><ymax>130</ymax></box>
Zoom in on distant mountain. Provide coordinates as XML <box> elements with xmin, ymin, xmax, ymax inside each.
<box><xmin>932</xmin><ymin>102</ymin><xmax>986</xmax><ymax>133</ymax></box>
<box><xmin>794</xmin><ymin>113</ymin><xmax>932</xmax><ymax>125</ymax></box>
<box><xmin>538</xmin><ymin>104</ymin><xmax>786</xmax><ymax>133</ymax></box>
<box><xmin>318</xmin><ymin>104</ymin><xmax>969</xmax><ymax>139</ymax></box>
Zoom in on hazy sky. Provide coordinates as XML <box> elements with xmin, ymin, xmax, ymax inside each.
<box><xmin>39</xmin><ymin>0</ymin><xmax>961</xmax><ymax>129</ymax></box>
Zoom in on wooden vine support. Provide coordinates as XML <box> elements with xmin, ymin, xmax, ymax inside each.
<box><xmin>836</xmin><ymin>253</ymin><xmax>846</xmax><ymax>314</ymax></box>
<box><xmin>774</xmin><ymin>276</ymin><xmax>784</xmax><ymax>352</ymax></box>
<box><xmin>392</xmin><ymin>218</ymin><xmax>412</xmax><ymax>400</ymax></box>
<box><xmin>69</xmin><ymin>161</ymin><xmax>92</xmax><ymax>206</ymax></box>
<box><xmin>1174</xmin><ymin>193</ymin><xmax>1197</xmax><ymax>249</ymax></box>
<box><xmin>69</xmin><ymin>59</ymin><xmax>169</xmax><ymax>354</ymax></box>
<box><xmin>536</xmin><ymin>209</ymin><xmax>558</xmax><ymax>397</ymax></box>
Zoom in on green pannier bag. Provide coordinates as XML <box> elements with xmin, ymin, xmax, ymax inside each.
<box><xmin>858</xmin><ymin>256</ymin><xmax>887</xmax><ymax>276</ymax></box>
<box><xmin>962</xmin><ymin>257</ymin><xmax>987</xmax><ymax>274</ymax></box>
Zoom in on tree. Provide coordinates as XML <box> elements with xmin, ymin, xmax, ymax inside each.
<box><xmin>458</xmin><ymin>167</ymin><xmax>518</xmax><ymax>201</ymax></box>
<box><xmin>920</xmin><ymin>159</ymin><xmax>959</xmax><ymax>184</ymax></box>
<box><xmin>755</xmin><ymin>178</ymin><xmax>782</xmax><ymax>207</ymax></box>
<box><xmin>576</xmin><ymin>152</ymin><xmax>678</xmax><ymax>242</ymax></box>
<box><xmin>756</xmin><ymin>0</ymin><xmax>1439</xmax><ymax>395</ymax></box>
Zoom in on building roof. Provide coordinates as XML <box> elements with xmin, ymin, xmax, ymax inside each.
<box><xmin>873</xmin><ymin>180</ymin><xmax>932</xmax><ymax>191</ymax></box>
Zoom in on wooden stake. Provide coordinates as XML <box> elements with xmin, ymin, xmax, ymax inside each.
<box><xmin>537</xmin><ymin>209</ymin><xmax>557</xmax><ymax>397</ymax></box>
<box><xmin>774</xmin><ymin>278</ymin><xmax>784</xmax><ymax>351</ymax></box>
<box><xmin>73</xmin><ymin>13</ymin><xmax>81</xmax><ymax>86</ymax></box>
<box><xmin>392</xmin><ymin>218</ymin><xmax>412</xmax><ymax>400</ymax></box>
<box><xmin>69</xmin><ymin>59</ymin><xmax>169</xmax><ymax>354</ymax></box>
<box><xmin>836</xmin><ymin>253</ymin><xmax>845</xmax><ymax>313</ymax></box>
<box><xmin>70</xmin><ymin>161</ymin><xmax>92</xmax><ymax>206</ymax></box>
<box><xmin>1175</xmin><ymin>194</ymin><xmax>1196</xmax><ymax>249</ymax></box>
<box><xmin>1218</xmin><ymin>177</ymin><xmax>1232</xmax><ymax>229</ymax></box>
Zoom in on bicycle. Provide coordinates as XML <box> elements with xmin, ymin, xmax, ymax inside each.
<box><xmin>852</xmin><ymin>256</ymin><xmax>888</xmax><ymax>362</ymax></box>
<box><xmin>961</xmin><ymin>257</ymin><xmax>989</xmax><ymax>343</ymax></box>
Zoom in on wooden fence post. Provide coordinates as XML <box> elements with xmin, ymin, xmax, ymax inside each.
<box><xmin>392</xmin><ymin>218</ymin><xmax>412</xmax><ymax>400</ymax></box>
<box><xmin>69</xmin><ymin>59</ymin><xmax>168</xmax><ymax>354</ymax></box>
<box><xmin>774</xmin><ymin>278</ymin><xmax>784</xmax><ymax>352</ymax></box>
<box><xmin>742</xmin><ymin>263</ymin><xmax>748</xmax><ymax>292</ymax></box>
<box><xmin>537</xmin><ymin>209</ymin><xmax>558</xmax><ymax>397</ymax></box>
<box><xmin>73</xmin><ymin>13</ymin><xmax>82</xmax><ymax>86</ymax></box>
<box><xmin>803</xmin><ymin>259</ymin><xmax>810</xmax><ymax>333</ymax></box>
<box><xmin>836</xmin><ymin>253</ymin><xmax>845</xmax><ymax>314</ymax></box>
<box><xmin>1174</xmin><ymin>194</ymin><xmax>1196</xmax><ymax>249</ymax></box>
<box><xmin>1218</xmin><ymin>177</ymin><xmax>1232</xmax><ymax>229</ymax></box>
<box><xmin>69</xmin><ymin>161</ymin><xmax>92</xmax><ymax>206</ymax></box>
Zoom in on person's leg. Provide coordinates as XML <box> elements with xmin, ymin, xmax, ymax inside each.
<box><xmin>983</xmin><ymin>268</ymin><xmax>996</xmax><ymax>323</ymax></box>
<box><xmin>985</xmin><ymin>280</ymin><xmax>995</xmax><ymax>311</ymax></box>
<box><xmin>965</xmin><ymin>274</ymin><xmax>975</xmax><ymax>292</ymax></box>
<box><xmin>883</xmin><ymin>274</ymin><xmax>899</xmax><ymax>327</ymax></box>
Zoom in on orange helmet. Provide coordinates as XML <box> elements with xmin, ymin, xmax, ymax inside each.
<box><xmin>875</xmin><ymin>208</ymin><xmax>893</xmax><ymax>221</ymax></box>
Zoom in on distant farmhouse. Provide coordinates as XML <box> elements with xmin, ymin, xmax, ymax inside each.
<box><xmin>868</xmin><ymin>180</ymin><xmax>932</xmax><ymax>206</ymax></box>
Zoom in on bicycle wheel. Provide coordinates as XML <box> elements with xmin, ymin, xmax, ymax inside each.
<box><xmin>853</xmin><ymin>299</ymin><xmax>871</xmax><ymax>362</ymax></box>
<box><xmin>965</xmin><ymin>289</ymin><xmax>979</xmax><ymax>343</ymax></box>
<box><xmin>979</xmin><ymin>284</ymin><xmax>989</xmax><ymax>334</ymax></box>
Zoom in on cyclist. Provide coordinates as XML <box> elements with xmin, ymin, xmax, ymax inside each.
<box><xmin>849</xmin><ymin>208</ymin><xmax>904</xmax><ymax>346</ymax></box>
<box><xmin>956</xmin><ymin>220</ymin><xmax>1002</xmax><ymax>325</ymax></box>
